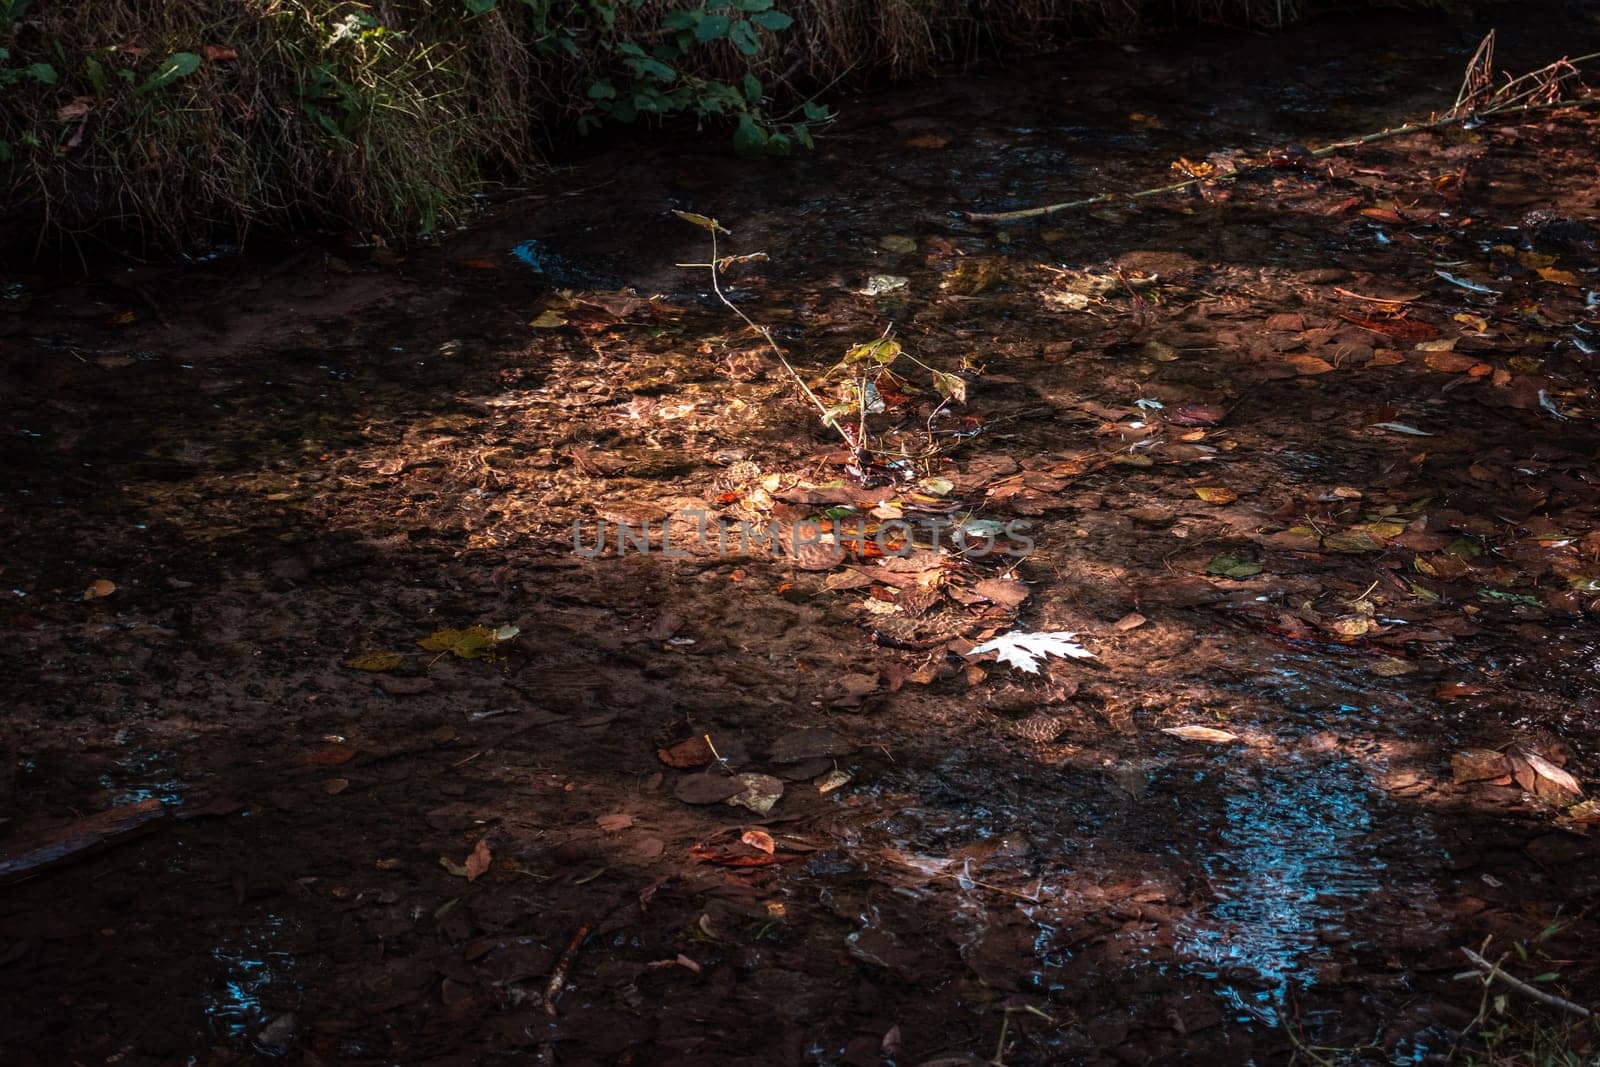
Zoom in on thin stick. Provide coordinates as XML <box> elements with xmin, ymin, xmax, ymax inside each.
<box><xmin>990</xmin><ymin>1009</ymin><xmax>1010</xmax><ymax>1066</ymax></box>
<box><xmin>691</xmin><ymin>220</ymin><xmax>855</xmax><ymax>450</ymax></box>
<box><xmin>1459</xmin><ymin>946</ymin><xmax>1593</xmax><ymax>1018</ymax></box>
<box><xmin>536</xmin><ymin>922</ymin><xmax>594</xmax><ymax>1064</ymax></box>
<box><xmin>940</xmin><ymin>870</ymin><xmax>1042</xmax><ymax>904</ymax></box>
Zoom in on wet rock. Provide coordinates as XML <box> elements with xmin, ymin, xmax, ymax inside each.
<box><xmin>1451</xmin><ymin>749</ymin><xmax>1510</xmax><ymax>784</ymax></box>
<box><xmin>1526</xmin><ymin>832</ymin><xmax>1593</xmax><ymax>866</ymax></box>
<box><xmin>1115</xmin><ymin>249</ymin><xmax>1200</xmax><ymax>277</ymax></box>
<box><xmin>771</xmin><ymin>729</ymin><xmax>857</xmax><ymax>764</ymax></box>
<box><xmin>1524</xmin><ymin>210</ymin><xmax>1598</xmax><ymax>249</ymax></box>
<box><xmin>674</xmin><ymin>772</ymin><xmax>744</xmax><ymax>805</ymax></box>
<box><xmin>255</xmin><ymin>1012</ymin><xmax>297</xmax><ymax>1055</ymax></box>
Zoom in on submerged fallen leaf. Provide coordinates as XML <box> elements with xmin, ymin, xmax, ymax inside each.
<box><xmin>725</xmin><ymin>773</ymin><xmax>784</xmax><ymax>816</ymax></box>
<box><xmin>859</xmin><ymin>274</ymin><xmax>908</xmax><ymax>296</ymax></box>
<box><xmin>972</xmin><ymin>578</ymin><xmax>1029</xmax><ymax>608</ymax></box>
<box><xmin>299</xmin><ymin>745</ymin><xmax>356</xmax><ymax>767</ymax></box>
<box><xmin>1161</xmin><ymin>725</ymin><xmax>1240</xmax><ymax>744</ymax></box>
<box><xmin>1562</xmin><ymin>799</ymin><xmax>1600</xmax><ymax>824</ymax></box>
<box><xmin>344</xmin><ymin>651</ymin><xmax>405</xmax><ymax>671</ymax></box>
<box><xmin>1369</xmin><ymin>656</ymin><xmax>1415</xmax><ymax>677</ymax></box>
<box><xmin>657</xmin><ymin>736</ymin><xmax>714</xmax><ymax>769</ymax></box>
<box><xmin>1340</xmin><ymin>315</ymin><xmax>1437</xmax><ymax>340</ymax></box>
<box><xmin>1286</xmin><ymin>354</ymin><xmax>1335</xmax><ymax>375</ymax></box>
<box><xmin>741</xmin><ymin>829</ymin><xmax>776</xmax><ymax>854</ymax></box>
<box><xmin>1206</xmin><ymin>554</ymin><xmax>1262</xmax><ymax>579</ymax></box>
<box><xmin>1193</xmin><ymin>486</ymin><xmax>1237</xmax><ymax>505</ymax></box>
<box><xmin>83</xmin><ymin>579</ymin><xmax>116</xmax><ymax>600</ymax></box>
<box><xmin>1509</xmin><ymin>748</ymin><xmax>1584</xmax><ymax>805</ymax></box>
<box><xmin>815</xmin><ymin>768</ymin><xmax>852</xmax><ymax>794</ymax></box>
<box><xmin>418</xmin><ymin>626</ymin><xmax>510</xmax><ymax>660</ymax></box>
<box><xmin>1452</xmin><ymin>749</ymin><xmax>1510</xmax><ymax>784</ymax></box>
<box><xmin>690</xmin><ymin>844</ymin><xmax>803</xmax><ymax>867</ymax></box>
<box><xmin>464</xmin><ymin>838</ymin><xmax>492</xmax><ymax>881</ymax></box>
<box><xmin>1167</xmin><ymin>402</ymin><xmax>1225</xmax><ymax>427</ymax></box>
<box><xmin>596</xmin><ymin>813</ymin><xmax>635</xmax><ymax>833</ymax></box>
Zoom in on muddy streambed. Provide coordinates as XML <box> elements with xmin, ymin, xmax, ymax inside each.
<box><xmin>3</xmin><ymin>8</ymin><xmax>1600</xmax><ymax>1065</ymax></box>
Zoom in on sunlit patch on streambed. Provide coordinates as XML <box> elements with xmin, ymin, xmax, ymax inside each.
<box><xmin>1173</xmin><ymin>758</ymin><xmax>1384</xmax><ymax>1024</ymax></box>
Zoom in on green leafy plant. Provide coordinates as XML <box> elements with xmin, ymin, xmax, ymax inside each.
<box><xmin>467</xmin><ymin>0</ymin><xmax>828</xmax><ymax>154</ymax></box>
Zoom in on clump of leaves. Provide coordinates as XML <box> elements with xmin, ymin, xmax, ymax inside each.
<box><xmin>817</xmin><ymin>331</ymin><xmax>968</xmax><ymax>453</ymax></box>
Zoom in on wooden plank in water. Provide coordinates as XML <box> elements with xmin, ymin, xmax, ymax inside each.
<box><xmin>0</xmin><ymin>798</ymin><xmax>166</xmax><ymax>885</ymax></box>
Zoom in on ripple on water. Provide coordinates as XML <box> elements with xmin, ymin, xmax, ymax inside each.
<box><xmin>1175</xmin><ymin>758</ymin><xmax>1383</xmax><ymax>1023</ymax></box>
<box><xmin>204</xmin><ymin>914</ymin><xmax>295</xmax><ymax>1043</ymax></box>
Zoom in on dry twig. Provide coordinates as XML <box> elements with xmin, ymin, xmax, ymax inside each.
<box><xmin>1458</xmin><ymin>945</ymin><xmax>1592</xmax><ymax>1019</ymax></box>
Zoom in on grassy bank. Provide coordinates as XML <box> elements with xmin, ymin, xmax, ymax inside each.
<box><xmin>2</xmin><ymin>0</ymin><xmax>1370</xmax><ymax>258</ymax></box>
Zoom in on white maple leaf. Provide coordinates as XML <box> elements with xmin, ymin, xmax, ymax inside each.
<box><xmin>968</xmin><ymin>630</ymin><xmax>1095</xmax><ymax>673</ymax></box>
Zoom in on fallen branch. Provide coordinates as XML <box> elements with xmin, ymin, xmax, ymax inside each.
<box><xmin>536</xmin><ymin>921</ymin><xmax>594</xmax><ymax>1065</ymax></box>
<box><xmin>1459</xmin><ymin>946</ymin><xmax>1593</xmax><ymax>1019</ymax></box>
<box><xmin>0</xmin><ymin>798</ymin><xmax>166</xmax><ymax>884</ymax></box>
<box><xmin>967</xmin><ymin>44</ymin><xmax>1600</xmax><ymax>224</ymax></box>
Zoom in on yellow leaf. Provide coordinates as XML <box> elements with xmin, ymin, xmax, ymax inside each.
<box><xmin>932</xmin><ymin>371</ymin><xmax>967</xmax><ymax>405</ymax></box>
<box><xmin>671</xmin><ymin>210</ymin><xmax>729</xmax><ymax>235</ymax></box>
<box><xmin>529</xmin><ymin>310</ymin><xmax>567</xmax><ymax>329</ymax></box>
<box><xmin>1194</xmin><ymin>487</ymin><xmax>1238</xmax><ymax>505</ymax></box>
<box><xmin>1171</xmin><ymin>157</ymin><xmax>1215</xmax><ymax>179</ymax></box>
<box><xmin>344</xmin><ymin>651</ymin><xmax>405</xmax><ymax>671</ymax></box>
<box><xmin>418</xmin><ymin>626</ymin><xmax>500</xmax><ymax>659</ymax></box>
<box><xmin>1537</xmin><ymin>267</ymin><xmax>1579</xmax><ymax>286</ymax></box>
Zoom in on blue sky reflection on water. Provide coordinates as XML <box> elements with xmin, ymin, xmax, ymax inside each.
<box><xmin>203</xmin><ymin>914</ymin><xmax>293</xmax><ymax>1040</ymax></box>
<box><xmin>1176</xmin><ymin>758</ymin><xmax>1383</xmax><ymax>1024</ymax></box>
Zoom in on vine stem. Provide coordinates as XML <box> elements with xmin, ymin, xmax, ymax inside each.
<box><xmin>696</xmin><ymin>223</ymin><xmax>857</xmax><ymax>451</ymax></box>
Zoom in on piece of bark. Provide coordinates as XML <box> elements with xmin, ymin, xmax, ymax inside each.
<box><xmin>0</xmin><ymin>798</ymin><xmax>166</xmax><ymax>884</ymax></box>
